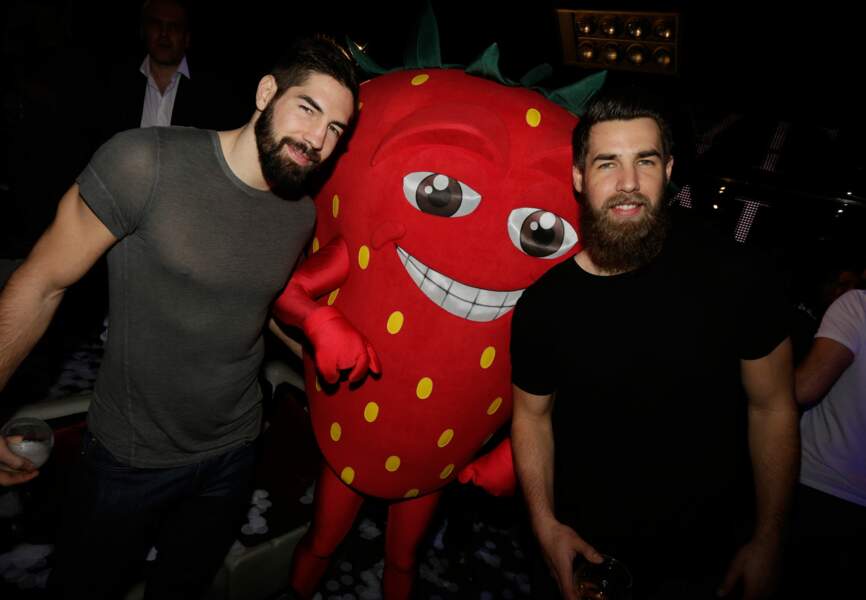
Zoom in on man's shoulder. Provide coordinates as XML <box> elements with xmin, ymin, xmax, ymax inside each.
<box><xmin>667</xmin><ymin>209</ymin><xmax>734</xmax><ymax>257</ymax></box>
<box><xmin>518</xmin><ymin>258</ymin><xmax>579</xmax><ymax>315</ymax></box>
<box><xmin>526</xmin><ymin>257</ymin><xmax>578</xmax><ymax>292</ymax></box>
<box><xmin>826</xmin><ymin>289</ymin><xmax>866</xmax><ymax>322</ymax></box>
<box><xmin>155</xmin><ymin>125</ymin><xmax>211</xmax><ymax>141</ymax></box>
<box><xmin>666</xmin><ymin>209</ymin><xmax>768</xmax><ymax>277</ymax></box>
<box><xmin>91</xmin><ymin>127</ymin><xmax>160</xmax><ymax>168</ymax></box>
<box><xmin>97</xmin><ymin>127</ymin><xmax>209</xmax><ymax>160</ymax></box>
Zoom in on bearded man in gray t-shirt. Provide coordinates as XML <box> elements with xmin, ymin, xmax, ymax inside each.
<box><xmin>0</xmin><ymin>35</ymin><xmax>377</xmax><ymax>599</ymax></box>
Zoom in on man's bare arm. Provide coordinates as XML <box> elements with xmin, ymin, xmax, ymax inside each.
<box><xmin>794</xmin><ymin>337</ymin><xmax>853</xmax><ymax>408</ymax></box>
<box><xmin>742</xmin><ymin>337</ymin><xmax>799</xmax><ymax>541</ymax></box>
<box><xmin>267</xmin><ymin>318</ymin><xmax>303</xmax><ymax>359</ymax></box>
<box><xmin>0</xmin><ymin>184</ymin><xmax>116</xmax><ymax>485</ymax></box>
<box><xmin>512</xmin><ymin>385</ymin><xmax>600</xmax><ymax>600</ymax></box>
<box><xmin>512</xmin><ymin>385</ymin><xmax>557</xmax><ymax>532</ymax></box>
<box><xmin>0</xmin><ymin>183</ymin><xmax>117</xmax><ymax>390</ymax></box>
<box><xmin>718</xmin><ymin>338</ymin><xmax>799</xmax><ymax>598</ymax></box>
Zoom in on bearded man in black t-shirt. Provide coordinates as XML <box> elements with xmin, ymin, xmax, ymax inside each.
<box><xmin>510</xmin><ymin>88</ymin><xmax>799</xmax><ymax>600</ymax></box>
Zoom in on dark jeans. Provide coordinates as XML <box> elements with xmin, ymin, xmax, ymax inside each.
<box><xmin>49</xmin><ymin>431</ymin><xmax>256</xmax><ymax>600</ymax></box>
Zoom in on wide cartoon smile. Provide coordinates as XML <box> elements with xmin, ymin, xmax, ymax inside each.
<box><xmin>396</xmin><ymin>246</ymin><xmax>523</xmax><ymax>322</ymax></box>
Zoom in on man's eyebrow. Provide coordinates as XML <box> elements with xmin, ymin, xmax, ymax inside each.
<box><xmin>591</xmin><ymin>150</ymin><xmax>662</xmax><ymax>162</ymax></box>
<box><xmin>298</xmin><ymin>95</ymin><xmax>323</xmax><ymax>114</ymax></box>
<box><xmin>299</xmin><ymin>94</ymin><xmax>348</xmax><ymax>131</ymax></box>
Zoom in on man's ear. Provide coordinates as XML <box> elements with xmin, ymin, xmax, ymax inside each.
<box><xmin>572</xmin><ymin>165</ymin><xmax>584</xmax><ymax>194</ymax></box>
<box><xmin>255</xmin><ymin>75</ymin><xmax>278</xmax><ymax>112</ymax></box>
<box><xmin>665</xmin><ymin>156</ymin><xmax>674</xmax><ymax>181</ymax></box>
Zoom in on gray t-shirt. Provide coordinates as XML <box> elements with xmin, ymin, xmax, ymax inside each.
<box><xmin>77</xmin><ymin>127</ymin><xmax>315</xmax><ymax>467</ymax></box>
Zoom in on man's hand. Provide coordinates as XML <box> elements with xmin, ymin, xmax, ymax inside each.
<box><xmin>536</xmin><ymin>520</ymin><xmax>603</xmax><ymax>600</ymax></box>
<box><xmin>717</xmin><ymin>536</ymin><xmax>781</xmax><ymax>600</ymax></box>
<box><xmin>303</xmin><ymin>306</ymin><xmax>380</xmax><ymax>384</ymax></box>
<box><xmin>0</xmin><ymin>435</ymin><xmax>38</xmax><ymax>486</ymax></box>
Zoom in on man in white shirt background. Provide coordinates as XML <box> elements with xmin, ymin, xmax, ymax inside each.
<box><xmin>103</xmin><ymin>0</ymin><xmax>246</xmax><ymax>138</ymax></box>
<box><xmin>138</xmin><ymin>0</ymin><xmax>191</xmax><ymax>128</ymax></box>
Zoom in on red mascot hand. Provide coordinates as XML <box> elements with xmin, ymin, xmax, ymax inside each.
<box><xmin>274</xmin><ymin>237</ymin><xmax>381</xmax><ymax>384</ymax></box>
<box><xmin>302</xmin><ymin>306</ymin><xmax>381</xmax><ymax>384</ymax></box>
<box><xmin>457</xmin><ymin>437</ymin><xmax>516</xmax><ymax>496</ymax></box>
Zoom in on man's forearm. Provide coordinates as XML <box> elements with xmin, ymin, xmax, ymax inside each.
<box><xmin>0</xmin><ymin>265</ymin><xmax>65</xmax><ymax>391</ymax></box>
<box><xmin>512</xmin><ymin>409</ymin><xmax>557</xmax><ymax>533</ymax></box>
<box><xmin>747</xmin><ymin>403</ymin><xmax>800</xmax><ymax>541</ymax></box>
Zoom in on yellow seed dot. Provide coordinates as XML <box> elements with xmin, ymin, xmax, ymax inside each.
<box><xmin>411</xmin><ymin>74</ymin><xmax>430</xmax><ymax>86</ymax></box>
<box><xmin>330</xmin><ymin>422</ymin><xmax>342</xmax><ymax>442</ymax></box>
<box><xmin>480</xmin><ymin>346</ymin><xmax>496</xmax><ymax>369</ymax></box>
<box><xmin>386</xmin><ymin>311</ymin><xmax>404</xmax><ymax>334</ymax></box>
<box><xmin>526</xmin><ymin>108</ymin><xmax>542</xmax><ymax>127</ymax></box>
<box><xmin>359</xmin><ymin>101</ymin><xmax>364</xmax><ymax>110</ymax></box>
<box><xmin>358</xmin><ymin>245</ymin><xmax>370</xmax><ymax>270</ymax></box>
<box><xmin>404</xmin><ymin>488</ymin><xmax>420</xmax><ymax>498</ymax></box>
<box><xmin>312</xmin><ymin>237</ymin><xmax>320</xmax><ymax>253</ymax></box>
<box><xmin>364</xmin><ymin>402</ymin><xmax>379</xmax><ymax>423</ymax></box>
<box><xmin>385</xmin><ymin>456</ymin><xmax>401</xmax><ymax>472</ymax></box>
<box><xmin>341</xmin><ymin>467</ymin><xmax>355</xmax><ymax>484</ymax></box>
<box><xmin>416</xmin><ymin>377</ymin><xmax>433</xmax><ymax>399</ymax></box>
<box><xmin>437</xmin><ymin>429</ymin><xmax>454</xmax><ymax>448</ymax></box>
<box><xmin>440</xmin><ymin>464</ymin><xmax>455</xmax><ymax>479</ymax></box>
<box><xmin>315</xmin><ymin>378</ymin><xmax>322</xmax><ymax>392</ymax></box>
<box><xmin>487</xmin><ymin>396</ymin><xmax>503</xmax><ymax>415</ymax></box>
<box><xmin>327</xmin><ymin>289</ymin><xmax>340</xmax><ymax>306</ymax></box>
<box><xmin>332</xmin><ymin>195</ymin><xmax>340</xmax><ymax>218</ymax></box>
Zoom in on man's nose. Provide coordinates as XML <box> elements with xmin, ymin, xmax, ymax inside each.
<box><xmin>616</xmin><ymin>165</ymin><xmax>639</xmax><ymax>193</ymax></box>
<box><xmin>303</xmin><ymin>122</ymin><xmax>328</xmax><ymax>152</ymax></box>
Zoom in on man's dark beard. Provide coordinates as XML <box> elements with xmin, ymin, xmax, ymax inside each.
<box><xmin>254</xmin><ymin>100</ymin><xmax>322</xmax><ymax>199</ymax></box>
<box><xmin>578</xmin><ymin>191</ymin><xmax>670</xmax><ymax>274</ymax></box>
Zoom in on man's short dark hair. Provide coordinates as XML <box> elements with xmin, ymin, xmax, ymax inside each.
<box><xmin>270</xmin><ymin>35</ymin><xmax>359</xmax><ymax>106</ymax></box>
<box><xmin>572</xmin><ymin>86</ymin><xmax>673</xmax><ymax>170</ymax></box>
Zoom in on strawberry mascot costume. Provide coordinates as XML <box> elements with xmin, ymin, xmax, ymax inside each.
<box><xmin>275</xmin><ymin>7</ymin><xmax>604</xmax><ymax>598</ymax></box>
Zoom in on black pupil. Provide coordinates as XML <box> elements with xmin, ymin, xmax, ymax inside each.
<box><xmin>416</xmin><ymin>174</ymin><xmax>463</xmax><ymax>217</ymax></box>
<box><xmin>520</xmin><ymin>210</ymin><xmax>564</xmax><ymax>257</ymax></box>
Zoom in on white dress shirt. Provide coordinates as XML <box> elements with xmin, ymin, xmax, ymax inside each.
<box><xmin>139</xmin><ymin>55</ymin><xmax>191</xmax><ymax>128</ymax></box>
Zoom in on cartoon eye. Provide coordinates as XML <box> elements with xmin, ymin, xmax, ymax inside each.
<box><xmin>507</xmin><ymin>208</ymin><xmax>578</xmax><ymax>259</ymax></box>
<box><xmin>403</xmin><ymin>172</ymin><xmax>482</xmax><ymax>217</ymax></box>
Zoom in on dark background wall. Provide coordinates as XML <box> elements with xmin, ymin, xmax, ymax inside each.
<box><xmin>2</xmin><ymin>0</ymin><xmax>862</xmax><ymax>259</ymax></box>
<box><xmin>4</xmin><ymin>1</ymin><xmax>858</xmax><ymax>122</ymax></box>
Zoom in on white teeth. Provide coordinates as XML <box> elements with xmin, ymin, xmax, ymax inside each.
<box><xmin>396</xmin><ymin>246</ymin><xmax>523</xmax><ymax>322</ymax></box>
<box><xmin>442</xmin><ymin>291</ymin><xmax>474</xmax><ymax>319</ymax></box>
<box><xmin>397</xmin><ymin>247</ymin><xmax>409</xmax><ymax>265</ymax></box>
<box><xmin>420</xmin><ymin>277</ymin><xmax>448</xmax><ymax>305</ymax></box>
<box><xmin>449</xmin><ymin>280</ymin><xmax>480</xmax><ymax>303</ymax></box>
<box><xmin>426</xmin><ymin>268</ymin><xmax>452</xmax><ymax>292</ymax></box>
<box><xmin>504</xmin><ymin>290</ymin><xmax>524</xmax><ymax>305</ymax></box>
<box><xmin>404</xmin><ymin>256</ymin><xmax>426</xmax><ymax>287</ymax></box>
<box><xmin>467</xmin><ymin>304</ymin><xmax>502</xmax><ymax>322</ymax></box>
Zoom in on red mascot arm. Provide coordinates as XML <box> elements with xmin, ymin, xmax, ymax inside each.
<box><xmin>457</xmin><ymin>437</ymin><xmax>516</xmax><ymax>496</ymax></box>
<box><xmin>273</xmin><ymin>236</ymin><xmax>381</xmax><ymax>384</ymax></box>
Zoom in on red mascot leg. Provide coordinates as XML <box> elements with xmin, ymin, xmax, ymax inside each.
<box><xmin>289</xmin><ymin>464</ymin><xmax>364</xmax><ymax>599</ymax></box>
<box><xmin>383</xmin><ymin>490</ymin><xmax>443</xmax><ymax>600</ymax></box>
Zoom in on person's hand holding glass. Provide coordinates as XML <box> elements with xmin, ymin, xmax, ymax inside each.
<box><xmin>0</xmin><ymin>417</ymin><xmax>52</xmax><ymax>486</ymax></box>
<box><xmin>573</xmin><ymin>554</ymin><xmax>633</xmax><ymax>600</ymax></box>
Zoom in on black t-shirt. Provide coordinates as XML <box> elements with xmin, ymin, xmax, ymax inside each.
<box><xmin>511</xmin><ymin>213</ymin><xmax>788</xmax><ymax>548</ymax></box>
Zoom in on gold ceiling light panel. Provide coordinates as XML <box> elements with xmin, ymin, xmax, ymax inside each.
<box><xmin>556</xmin><ymin>9</ymin><xmax>679</xmax><ymax>75</ymax></box>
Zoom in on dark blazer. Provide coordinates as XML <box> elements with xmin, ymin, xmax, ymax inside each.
<box><xmin>102</xmin><ymin>57</ymin><xmax>249</xmax><ymax>142</ymax></box>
